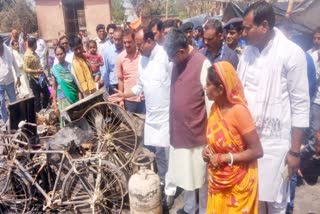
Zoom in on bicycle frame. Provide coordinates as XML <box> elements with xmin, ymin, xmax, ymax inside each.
<box><xmin>1</xmin><ymin>118</ymin><xmax>126</xmax><ymax>213</ymax></box>
<box><xmin>4</xmin><ymin>145</ymin><xmax>107</xmax><ymax>211</ymax></box>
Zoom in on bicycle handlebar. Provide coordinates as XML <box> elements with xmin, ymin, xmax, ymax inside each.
<box><xmin>18</xmin><ymin>120</ymin><xmax>37</xmax><ymax>129</ymax></box>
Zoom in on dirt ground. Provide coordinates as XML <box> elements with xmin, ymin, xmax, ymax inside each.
<box><xmin>294</xmin><ymin>181</ymin><xmax>320</xmax><ymax>214</ymax></box>
<box><xmin>167</xmin><ymin>182</ymin><xmax>320</xmax><ymax>214</ymax></box>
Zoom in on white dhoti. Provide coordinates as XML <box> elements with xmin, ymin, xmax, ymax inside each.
<box><xmin>166</xmin><ymin>145</ymin><xmax>207</xmax><ymax>190</ymax></box>
<box><xmin>258</xmin><ymin>139</ymin><xmax>290</xmax><ymax>203</ymax></box>
<box><xmin>166</xmin><ymin>145</ymin><xmax>207</xmax><ymax>214</ymax></box>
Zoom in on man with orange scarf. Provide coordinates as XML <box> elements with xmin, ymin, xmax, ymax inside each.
<box><xmin>69</xmin><ymin>36</ymin><xmax>96</xmax><ymax>97</ymax></box>
<box><xmin>203</xmin><ymin>61</ymin><xmax>263</xmax><ymax>214</ymax></box>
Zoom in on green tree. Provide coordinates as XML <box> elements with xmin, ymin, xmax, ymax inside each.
<box><xmin>111</xmin><ymin>0</ymin><xmax>125</xmax><ymax>24</ymax></box>
<box><xmin>167</xmin><ymin>0</ymin><xmax>178</xmax><ymax>16</ymax></box>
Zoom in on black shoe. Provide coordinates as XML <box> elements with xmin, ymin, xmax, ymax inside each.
<box><xmin>176</xmin><ymin>208</ymin><xmax>188</xmax><ymax>214</ymax></box>
<box><xmin>163</xmin><ymin>195</ymin><xmax>175</xmax><ymax>210</ymax></box>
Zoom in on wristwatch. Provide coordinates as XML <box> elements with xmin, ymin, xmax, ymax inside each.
<box><xmin>288</xmin><ymin>150</ymin><xmax>300</xmax><ymax>158</ymax></box>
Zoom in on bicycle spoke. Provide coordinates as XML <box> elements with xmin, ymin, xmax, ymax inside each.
<box><xmin>0</xmin><ymin>167</ymin><xmax>30</xmax><ymax>213</ymax></box>
<box><xmin>63</xmin><ymin>162</ymin><xmax>123</xmax><ymax>213</ymax></box>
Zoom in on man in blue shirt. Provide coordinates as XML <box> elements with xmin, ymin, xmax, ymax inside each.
<box><xmin>202</xmin><ymin>19</ymin><xmax>239</xmax><ymax>68</ymax></box>
<box><xmin>224</xmin><ymin>17</ymin><xmax>245</xmax><ymax>56</ymax></box>
<box><xmin>194</xmin><ymin>25</ymin><xmax>204</xmax><ymax>49</ymax></box>
<box><xmin>100</xmin><ymin>28</ymin><xmax>124</xmax><ymax>94</ymax></box>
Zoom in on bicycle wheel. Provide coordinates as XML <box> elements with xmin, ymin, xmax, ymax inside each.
<box><xmin>0</xmin><ymin>131</ymin><xmax>30</xmax><ymax>156</ymax></box>
<box><xmin>0</xmin><ymin>166</ymin><xmax>31</xmax><ymax>213</ymax></box>
<box><xmin>61</xmin><ymin>160</ymin><xmax>124</xmax><ymax>213</ymax></box>
<box><xmin>81</xmin><ymin>102</ymin><xmax>138</xmax><ymax>170</ymax></box>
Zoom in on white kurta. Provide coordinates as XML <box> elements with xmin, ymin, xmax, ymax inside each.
<box><xmin>0</xmin><ymin>45</ymin><xmax>21</xmax><ymax>85</ymax></box>
<box><xmin>12</xmin><ymin>49</ymin><xmax>30</xmax><ymax>97</ymax></box>
<box><xmin>131</xmin><ymin>45</ymin><xmax>171</xmax><ymax>147</ymax></box>
<box><xmin>238</xmin><ymin>28</ymin><xmax>310</xmax><ymax>203</ymax></box>
<box><xmin>311</xmin><ymin>51</ymin><xmax>320</xmax><ymax>105</ymax></box>
<box><xmin>35</xmin><ymin>39</ymin><xmax>47</xmax><ymax>68</ymax></box>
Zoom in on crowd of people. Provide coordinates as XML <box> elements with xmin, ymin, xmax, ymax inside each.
<box><xmin>1</xmin><ymin>0</ymin><xmax>320</xmax><ymax>213</ymax></box>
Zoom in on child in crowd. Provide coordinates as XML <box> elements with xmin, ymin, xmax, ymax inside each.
<box><xmin>84</xmin><ymin>40</ymin><xmax>104</xmax><ymax>88</ymax></box>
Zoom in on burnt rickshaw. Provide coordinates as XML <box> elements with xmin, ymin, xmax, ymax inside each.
<box><xmin>0</xmin><ymin>88</ymin><xmax>144</xmax><ymax>213</ymax></box>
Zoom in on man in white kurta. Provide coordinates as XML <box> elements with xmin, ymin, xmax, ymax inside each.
<box><xmin>35</xmin><ymin>32</ymin><xmax>47</xmax><ymax>69</ymax></box>
<box><xmin>0</xmin><ymin>36</ymin><xmax>21</xmax><ymax>123</ymax></box>
<box><xmin>109</xmin><ymin>28</ymin><xmax>176</xmax><ymax>201</ymax></box>
<box><xmin>239</xmin><ymin>1</ymin><xmax>309</xmax><ymax>213</ymax></box>
<box><xmin>11</xmin><ymin>40</ymin><xmax>30</xmax><ymax>97</ymax></box>
<box><xmin>131</xmin><ymin>45</ymin><xmax>171</xmax><ymax>150</ymax></box>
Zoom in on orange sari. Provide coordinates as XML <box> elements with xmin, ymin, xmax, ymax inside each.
<box><xmin>206</xmin><ymin>61</ymin><xmax>258</xmax><ymax>214</ymax></box>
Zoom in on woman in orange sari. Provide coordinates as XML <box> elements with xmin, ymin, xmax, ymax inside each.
<box><xmin>202</xmin><ymin>61</ymin><xmax>263</xmax><ymax>214</ymax></box>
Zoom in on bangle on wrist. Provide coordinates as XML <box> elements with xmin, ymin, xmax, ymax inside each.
<box><xmin>228</xmin><ymin>152</ymin><xmax>234</xmax><ymax>166</ymax></box>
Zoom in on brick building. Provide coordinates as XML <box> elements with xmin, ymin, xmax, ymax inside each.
<box><xmin>35</xmin><ymin>0</ymin><xmax>111</xmax><ymax>41</ymax></box>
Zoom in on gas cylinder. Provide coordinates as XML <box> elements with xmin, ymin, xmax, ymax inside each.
<box><xmin>128</xmin><ymin>152</ymin><xmax>162</xmax><ymax>214</ymax></box>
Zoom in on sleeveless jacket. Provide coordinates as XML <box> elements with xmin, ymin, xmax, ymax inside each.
<box><xmin>170</xmin><ymin>50</ymin><xmax>207</xmax><ymax>148</ymax></box>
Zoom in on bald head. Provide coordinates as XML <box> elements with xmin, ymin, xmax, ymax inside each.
<box><xmin>135</xmin><ymin>29</ymin><xmax>144</xmax><ymax>41</ymax></box>
<box><xmin>135</xmin><ymin>29</ymin><xmax>144</xmax><ymax>55</ymax></box>
<box><xmin>135</xmin><ymin>28</ymin><xmax>156</xmax><ymax>57</ymax></box>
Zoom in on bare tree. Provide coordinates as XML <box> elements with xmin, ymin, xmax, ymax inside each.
<box><xmin>0</xmin><ymin>0</ymin><xmax>14</xmax><ymax>11</ymax></box>
<box><xmin>125</xmin><ymin>0</ymin><xmax>165</xmax><ymax>17</ymax></box>
<box><xmin>0</xmin><ymin>0</ymin><xmax>37</xmax><ymax>33</ymax></box>
<box><xmin>176</xmin><ymin>0</ymin><xmax>219</xmax><ymax>18</ymax></box>
<box><xmin>112</xmin><ymin>0</ymin><xmax>126</xmax><ymax>24</ymax></box>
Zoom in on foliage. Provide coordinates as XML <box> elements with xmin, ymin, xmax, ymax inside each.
<box><xmin>121</xmin><ymin>0</ymin><xmax>223</xmax><ymax>21</ymax></box>
<box><xmin>0</xmin><ymin>0</ymin><xmax>38</xmax><ymax>33</ymax></box>
<box><xmin>117</xmin><ymin>0</ymin><xmax>266</xmax><ymax>21</ymax></box>
<box><xmin>167</xmin><ymin>0</ymin><xmax>178</xmax><ymax>16</ymax></box>
<box><xmin>176</xmin><ymin>0</ymin><xmax>222</xmax><ymax>18</ymax></box>
<box><xmin>111</xmin><ymin>0</ymin><xmax>126</xmax><ymax>24</ymax></box>
<box><xmin>126</xmin><ymin>0</ymin><xmax>166</xmax><ymax>17</ymax></box>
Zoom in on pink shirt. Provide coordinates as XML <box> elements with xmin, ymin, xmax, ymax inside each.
<box><xmin>116</xmin><ymin>50</ymin><xmax>141</xmax><ymax>102</ymax></box>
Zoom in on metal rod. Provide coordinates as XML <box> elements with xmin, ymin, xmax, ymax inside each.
<box><xmin>14</xmin><ymin>159</ymin><xmax>52</xmax><ymax>202</ymax></box>
<box><xmin>17</xmin><ymin>150</ymin><xmax>65</xmax><ymax>154</ymax></box>
<box><xmin>51</xmin><ymin>153</ymin><xmax>66</xmax><ymax>197</ymax></box>
<box><xmin>60</xmin><ymin>200</ymin><xmax>90</xmax><ymax>206</ymax></box>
